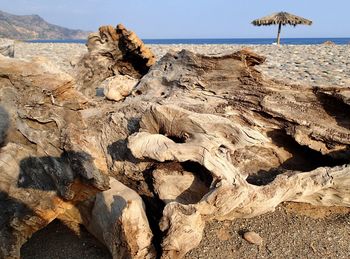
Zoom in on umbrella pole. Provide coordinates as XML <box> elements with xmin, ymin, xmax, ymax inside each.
<box><xmin>276</xmin><ymin>23</ymin><xmax>282</xmax><ymax>45</ymax></box>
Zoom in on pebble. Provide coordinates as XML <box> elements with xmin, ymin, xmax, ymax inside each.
<box><xmin>13</xmin><ymin>42</ymin><xmax>350</xmax><ymax>87</ymax></box>
<box><xmin>243</xmin><ymin>231</ymin><xmax>263</xmax><ymax>245</ymax></box>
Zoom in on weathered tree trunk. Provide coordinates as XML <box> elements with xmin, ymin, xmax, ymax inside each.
<box><xmin>0</xmin><ymin>53</ymin><xmax>153</xmax><ymax>259</ymax></box>
<box><xmin>127</xmin><ymin>49</ymin><xmax>350</xmax><ymax>258</ymax></box>
<box><xmin>1</xmin><ymin>29</ymin><xmax>350</xmax><ymax>259</ymax></box>
<box><xmin>74</xmin><ymin>24</ymin><xmax>156</xmax><ymax>96</ymax></box>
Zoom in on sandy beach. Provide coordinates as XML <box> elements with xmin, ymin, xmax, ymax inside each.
<box><xmin>15</xmin><ymin>42</ymin><xmax>350</xmax><ymax>87</ymax></box>
<box><xmin>10</xmin><ymin>42</ymin><xmax>350</xmax><ymax>259</ymax></box>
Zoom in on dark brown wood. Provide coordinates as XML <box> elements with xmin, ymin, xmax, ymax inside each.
<box><xmin>277</xmin><ymin>22</ymin><xmax>282</xmax><ymax>45</ymax></box>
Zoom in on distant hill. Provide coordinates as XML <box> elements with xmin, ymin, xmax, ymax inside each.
<box><xmin>0</xmin><ymin>10</ymin><xmax>90</xmax><ymax>40</ymax></box>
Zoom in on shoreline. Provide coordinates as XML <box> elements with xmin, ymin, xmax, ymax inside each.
<box><xmin>23</xmin><ymin>37</ymin><xmax>350</xmax><ymax>45</ymax></box>
<box><xmin>14</xmin><ymin>42</ymin><xmax>350</xmax><ymax>87</ymax></box>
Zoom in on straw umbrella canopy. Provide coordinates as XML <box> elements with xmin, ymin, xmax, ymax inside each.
<box><xmin>252</xmin><ymin>12</ymin><xmax>312</xmax><ymax>45</ymax></box>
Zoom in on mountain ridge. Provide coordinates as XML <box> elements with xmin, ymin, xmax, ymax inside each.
<box><xmin>0</xmin><ymin>10</ymin><xmax>90</xmax><ymax>40</ymax></box>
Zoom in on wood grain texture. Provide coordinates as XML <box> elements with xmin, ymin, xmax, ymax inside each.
<box><xmin>1</xmin><ymin>40</ymin><xmax>349</xmax><ymax>258</ymax></box>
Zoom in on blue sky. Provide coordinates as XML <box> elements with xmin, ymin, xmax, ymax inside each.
<box><xmin>1</xmin><ymin>0</ymin><xmax>349</xmax><ymax>38</ymax></box>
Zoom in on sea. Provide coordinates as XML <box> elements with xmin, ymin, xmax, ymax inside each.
<box><xmin>26</xmin><ymin>38</ymin><xmax>350</xmax><ymax>45</ymax></box>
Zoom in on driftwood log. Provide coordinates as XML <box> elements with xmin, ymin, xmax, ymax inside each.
<box><xmin>74</xmin><ymin>24</ymin><xmax>156</xmax><ymax>96</ymax></box>
<box><xmin>1</xmin><ymin>25</ymin><xmax>350</xmax><ymax>258</ymax></box>
<box><xmin>0</xmin><ymin>39</ymin><xmax>14</xmax><ymax>58</ymax></box>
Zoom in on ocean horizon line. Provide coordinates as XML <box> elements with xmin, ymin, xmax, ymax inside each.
<box><xmin>26</xmin><ymin>37</ymin><xmax>350</xmax><ymax>45</ymax></box>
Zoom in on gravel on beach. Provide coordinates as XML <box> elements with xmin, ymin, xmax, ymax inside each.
<box><xmin>14</xmin><ymin>42</ymin><xmax>350</xmax><ymax>87</ymax></box>
<box><xmin>12</xmin><ymin>42</ymin><xmax>350</xmax><ymax>258</ymax></box>
<box><xmin>151</xmin><ymin>44</ymin><xmax>350</xmax><ymax>86</ymax></box>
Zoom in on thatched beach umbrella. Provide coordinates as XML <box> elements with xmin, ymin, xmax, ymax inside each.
<box><xmin>252</xmin><ymin>12</ymin><xmax>312</xmax><ymax>45</ymax></box>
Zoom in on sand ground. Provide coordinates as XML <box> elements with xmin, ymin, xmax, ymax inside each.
<box><xmin>21</xmin><ymin>204</ymin><xmax>350</xmax><ymax>259</ymax></box>
<box><xmin>14</xmin><ymin>42</ymin><xmax>350</xmax><ymax>87</ymax></box>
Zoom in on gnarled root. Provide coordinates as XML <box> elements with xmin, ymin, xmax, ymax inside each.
<box><xmin>128</xmin><ymin>104</ymin><xmax>350</xmax><ymax>257</ymax></box>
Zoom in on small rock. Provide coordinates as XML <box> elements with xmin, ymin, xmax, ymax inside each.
<box><xmin>243</xmin><ymin>231</ymin><xmax>263</xmax><ymax>245</ymax></box>
<box><xmin>0</xmin><ymin>38</ymin><xmax>15</xmax><ymax>58</ymax></box>
<box><xmin>103</xmin><ymin>74</ymin><xmax>138</xmax><ymax>101</ymax></box>
<box><xmin>215</xmin><ymin>227</ymin><xmax>231</xmax><ymax>241</ymax></box>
